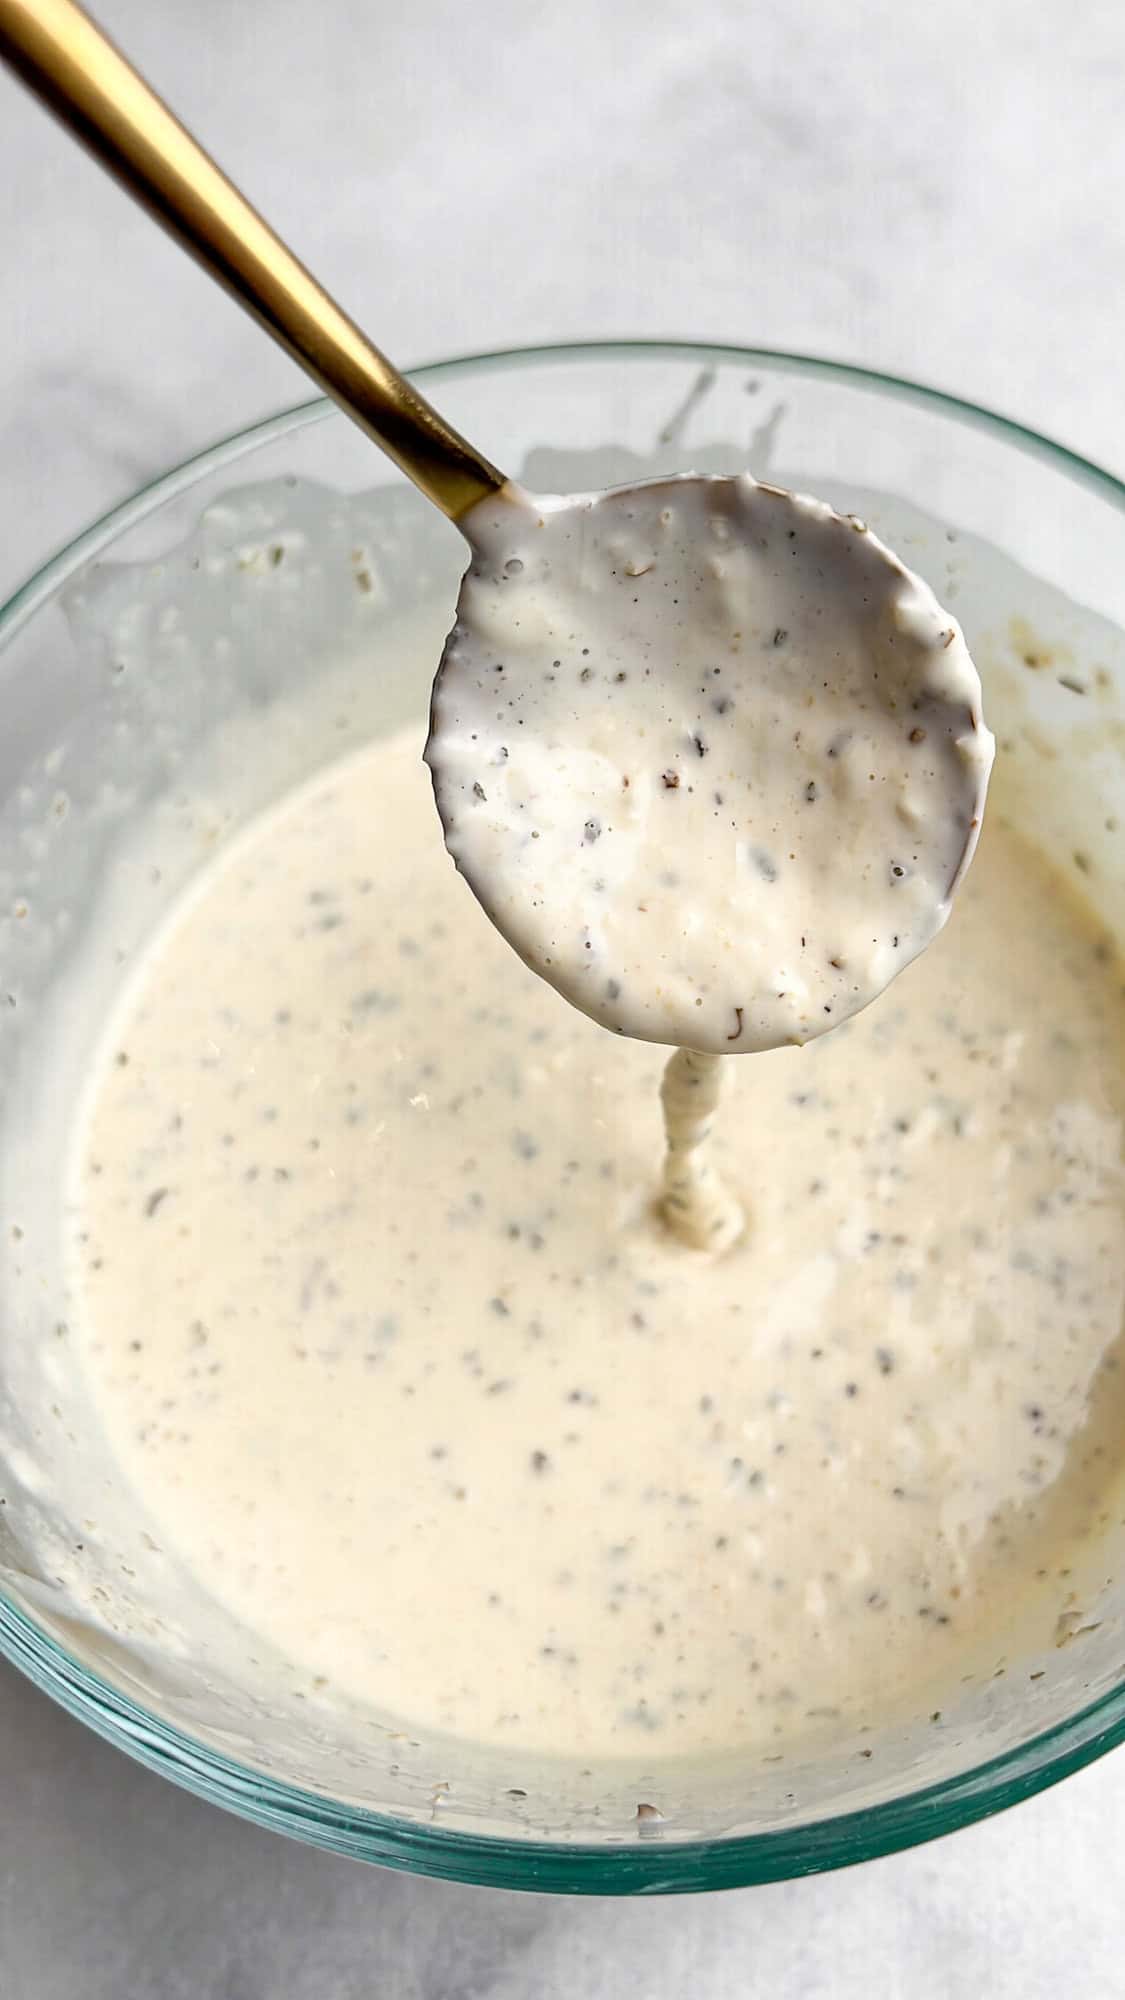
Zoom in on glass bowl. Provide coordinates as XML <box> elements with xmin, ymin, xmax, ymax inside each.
<box><xmin>2</xmin><ymin>342</ymin><xmax>1125</xmax><ymax>1894</ymax></box>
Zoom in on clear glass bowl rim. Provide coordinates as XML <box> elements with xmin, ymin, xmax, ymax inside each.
<box><xmin>3</xmin><ymin>338</ymin><xmax>1124</xmax><ymax>1894</ymax></box>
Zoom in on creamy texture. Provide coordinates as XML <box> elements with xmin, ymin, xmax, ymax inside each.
<box><xmin>70</xmin><ymin>725</ymin><xmax>1125</xmax><ymax>1758</ymax></box>
<box><xmin>659</xmin><ymin>1048</ymin><xmax>744</xmax><ymax>1251</ymax></box>
<box><xmin>427</xmin><ymin>477</ymin><xmax>994</xmax><ymax>1054</ymax></box>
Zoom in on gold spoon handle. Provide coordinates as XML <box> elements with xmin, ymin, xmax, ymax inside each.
<box><xmin>0</xmin><ymin>0</ymin><xmax>505</xmax><ymax>522</ymax></box>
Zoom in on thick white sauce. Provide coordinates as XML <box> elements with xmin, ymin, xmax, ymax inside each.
<box><xmin>427</xmin><ymin>478</ymin><xmax>994</xmax><ymax>1055</ymax></box>
<box><xmin>69</xmin><ymin>723</ymin><xmax>1125</xmax><ymax>1758</ymax></box>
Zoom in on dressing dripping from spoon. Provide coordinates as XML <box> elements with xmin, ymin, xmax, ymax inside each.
<box><xmin>426</xmin><ymin>478</ymin><xmax>993</xmax><ymax>1245</ymax></box>
<box><xmin>1</xmin><ymin>0</ymin><xmax>994</xmax><ymax>1250</ymax></box>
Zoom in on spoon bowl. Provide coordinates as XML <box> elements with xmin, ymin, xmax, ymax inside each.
<box><xmin>428</xmin><ymin>472</ymin><xmax>994</xmax><ymax>1055</ymax></box>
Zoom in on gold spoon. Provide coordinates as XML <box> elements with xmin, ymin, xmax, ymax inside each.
<box><xmin>0</xmin><ymin>0</ymin><xmax>504</xmax><ymax>522</ymax></box>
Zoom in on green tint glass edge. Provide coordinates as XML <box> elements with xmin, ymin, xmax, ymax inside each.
<box><xmin>4</xmin><ymin>342</ymin><xmax>1124</xmax><ymax>639</ymax></box>
<box><xmin>2</xmin><ymin>341</ymin><xmax>1124</xmax><ymax>1892</ymax></box>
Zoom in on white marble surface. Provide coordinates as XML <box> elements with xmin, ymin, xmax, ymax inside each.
<box><xmin>3</xmin><ymin>0</ymin><xmax>1125</xmax><ymax>1990</ymax></box>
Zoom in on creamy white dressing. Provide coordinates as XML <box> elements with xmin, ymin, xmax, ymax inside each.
<box><xmin>68</xmin><ymin>721</ymin><xmax>1125</xmax><ymax>1759</ymax></box>
<box><xmin>427</xmin><ymin>477</ymin><xmax>994</xmax><ymax>1056</ymax></box>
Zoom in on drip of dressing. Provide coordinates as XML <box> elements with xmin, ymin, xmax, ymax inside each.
<box><xmin>66</xmin><ymin>727</ymin><xmax>1125</xmax><ymax>1758</ymax></box>
<box><xmin>659</xmin><ymin>1047</ymin><xmax>743</xmax><ymax>1251</ymax></box>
